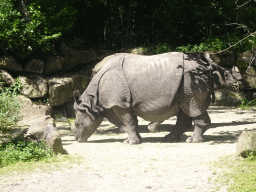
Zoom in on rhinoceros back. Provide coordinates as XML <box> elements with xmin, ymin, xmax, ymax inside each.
<box><xmin>123</xmin><ymin>53</ymin><xmax>184</xmax><ymax>121</ymax></box>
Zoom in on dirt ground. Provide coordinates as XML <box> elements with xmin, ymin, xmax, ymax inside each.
<box><xmin>1</xmin><ymin>106</ymin><xmax>256</xmax><ymax>192</ymax></box>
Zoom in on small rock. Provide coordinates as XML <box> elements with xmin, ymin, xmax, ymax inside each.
<box><xmin>236</xmin><ymin>129</ymin><xmax>256</xmax><ymax>158</ymax></box>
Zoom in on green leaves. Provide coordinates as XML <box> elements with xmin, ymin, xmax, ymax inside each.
<box><xmin>0</xmin><ymin>136</ymin><xmax>53</xmax><ymax>167</ymax></box>
<box><xmin>0</xmin><ymin>78</ymin><xmax>22</xmax><ymax>138</ymax></box>
<box><xmin>0</xmin><ymin>0</ymin><xmax>77</xmax><ymax>55</ymax></box>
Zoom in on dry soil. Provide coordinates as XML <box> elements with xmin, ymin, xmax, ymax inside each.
<box><xmin>1</xmin><ymin>106</ymin><xmax>256</xmax><ymax>192</ymax></box>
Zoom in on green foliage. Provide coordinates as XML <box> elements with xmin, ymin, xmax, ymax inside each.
<box><xmin>176</xmin><ymin>38</ymin><xmax>227</xmax><ymax>52</ymax></box>
<box><xmin>0</xmin><ymin>133</ymin><xmax>53</xmax><ymax>167</ymax></box>
<box><xmin>0</xmin><ymin>0</ymin><xmax>77</xmax><ymax>55</ymax></box>
<box><xmin>154</xmin><ymin>43</ymin><xmax>173</xmax><ymax>54</ymax></box>
<box><xmin>238</xmin><ymin>98</ymin><xmax>256</xmax><ymax>110</ymax></box>
<box><xmin>0</xmin><ymin>78</ymin><xmax>23</xmax><ymax>138</ymax></box>
<box><xmin>240</xmin><ymin>149</ymin><xmax>256</xmax><ymax>159</ymax></box>
<box><xmin>144</xmin><ymin>43</ymin><xmax>174</xmax><ymax>55</ymax></box>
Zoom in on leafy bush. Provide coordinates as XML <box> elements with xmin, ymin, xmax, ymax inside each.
<box><xmin>0</xmin><ymin>78</ymin><xmax>22</xmax><ymax>138</ymax></box>
<box><xmin>0</xmin><ymin>133</ymin><xmax>53</xmax><ymax>167</ymax></box>
<box><xmin>175</xmin><ymin>38</ymin><xmax>226</xmax><ymax>52</ymax></box>
<box><xmin>0</xmin><ymin>0</ymin><xmax>77</xmax><ymax>55</ymax></box>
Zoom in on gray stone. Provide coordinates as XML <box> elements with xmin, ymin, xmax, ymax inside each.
<box><xmin>237</xmin><ymin>51</ymin><xmax>256</xmax><ymax>90</ymax></box>
<box><xmin>24</xmin><ymin>115</ymin><xmax>65</xmax><ymax>154</ymax></box>
<box><xmin>17</xmin><ymin>95</ymin><xmax>52</xmax><ymax>121</ymax></box>
<box><xmin>19</xmin><ymin>75</ymin><xmax>48</xmax><ymax>98</ymax></box>
<box><xmin>237</xmin><ymin>129</ymin><xmax>256</xmax><ymax>158</ymax></box>
<box><xmin>0</xmin><ymin>56</ymin><xmax>23</xmax><ymax>72</ymax></box>
<box><xmin>44</xmin><ymin>56</ymin><xmax>64</xmax><ymax>75</ymax></box>
<box><xmin>24</xmin><ymin>59</ymin><xmax>44</xmax><ymax>74</ymax></box>
<box><xmin>0</xmin><ymin>69</ymin><xmax>15</xmax><ymax>86</ymax></box>
<box><xmin>65</xmin><ymin>101</ymin><xmax>75</xmax><ymax>118</ymax></box>
<box><xmin>52</xmin><ymin>101</ymin><xmax>76</xmax><ymax>119</ymax></box>
<box><xmin>48</xmin><ymin>74</ymin><xmax>89</xmax><ymax>106</ymax></box>
<box><xmin>211</xmin><ymin>90</ymin><xmax>244</xmax><ymax>106</ymax></box>
<box><xmin>59</xmin><ymin>42</ymin><xmax>97</xmax><ymax>70</ymax></box>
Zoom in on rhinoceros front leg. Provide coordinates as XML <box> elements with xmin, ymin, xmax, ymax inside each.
<box><xmin>186</xmin><ymin>111</ymin><xmax>211</xmax><ymax>143</ymax></box>
<box><xmin>112</xmin><ymin>107</ymin><xmax>141</xmax><ymax>144</ymax></box>
<box><xmin>163</xmin><ymin>110</ymin><xmax>193</xmax><ymax>142</ymax></box>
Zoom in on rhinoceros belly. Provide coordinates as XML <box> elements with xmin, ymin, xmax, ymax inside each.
<box><xmin>133</xmin><ymin>91</ymin><xmax>180</xmax><ymax>122</ymax></box>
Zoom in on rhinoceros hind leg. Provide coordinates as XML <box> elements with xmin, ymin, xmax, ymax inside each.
<box><xmin>163</xmin><ymin>110</ymin><xmax>193</xmax><ymax>142</ymax></box>
<box><xmin>148</xmin><ymin>122</ymin><xmax>161</xmax><ymax>132</ymax></box>
<box><xmin>186</xmin><ymin>111</ymin><xmax>211</xmax><ymax>143</ymax></box>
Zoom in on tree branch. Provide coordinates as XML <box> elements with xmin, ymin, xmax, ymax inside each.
<box><xmin>236</xmin><ymin>0</ymin><xmax>252</xmax><ymax>9</ymax></box>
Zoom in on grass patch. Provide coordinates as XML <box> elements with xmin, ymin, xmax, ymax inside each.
<box><xmin>238</xmin><ymin>98</ymin><xmax>256</xmax><ymax>110</ymax></box>
<box><xmin>0</xmin><ymin>153</ymin><xmax>83</xmax><ymax>176</ymax></box>
<box><xmin>215</xmin><ymin>155</ymin><xmax>256</xmax><ymax>192</ymax></box>
<box><xmin>0</xmin><ymin>133</ymin><xmax>54</xmax><ymax>168</ymax></box>
<box><xmin>0</xmin><ymin>131</ymin><xmax>83</xmax><ymax>172</ymax></box>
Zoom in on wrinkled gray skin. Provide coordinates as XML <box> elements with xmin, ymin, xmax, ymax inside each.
<box><xmin>91</xmin><ymin>52</ymin><xmax>242</xmax><ymax>134</ymax></box>
<box><xmin>72</xmin><ymin>52</ymin><xmax>241</xmax><ymax>144</ymax></box>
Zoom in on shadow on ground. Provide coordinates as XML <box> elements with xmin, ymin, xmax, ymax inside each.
<box><xmin>85</xmin><ymin>130</ymin><xmax>243</xmax><ymax>145</ymax></box>
<box><xmin>58</xmin><ymin>114</ymin><xmax>256</xmax><ymax>145</ymax></box>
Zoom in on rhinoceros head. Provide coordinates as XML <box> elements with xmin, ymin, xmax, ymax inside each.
<box><xmin>72</xmin><ymin>90</ymin><xmax>103</xmax><ymax>142</ymax></box>
<box><xmin>212</xmin><ymin>65</ymin><xmax>242</xmax><ymax>90</ymax></box>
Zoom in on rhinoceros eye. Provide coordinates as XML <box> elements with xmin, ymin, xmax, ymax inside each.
<box><xmin>77</xmin><ymin>99</ymin><xmax>82</xmax><ymax>105</ymax></box>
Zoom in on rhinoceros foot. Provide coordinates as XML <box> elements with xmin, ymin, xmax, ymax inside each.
<box><xmin>123</xmin><ymin>137</ymin><xmax>141</xmax><ymax>144</ymax></box>
<box><xmin>162</xmin><ymin>133</ymin><xmax>180</xmax><ymax>142</ymax></box>
<box><xmin>186</xmin><ymin>136</ymin><xmax>203</xmax><ymax>143</ymax></box>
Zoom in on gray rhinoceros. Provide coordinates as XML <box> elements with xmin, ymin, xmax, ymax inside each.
<box><xmin>72</xmin><ymin>52</ymin><xmax>241</xmax><ymax>144</ymax></box>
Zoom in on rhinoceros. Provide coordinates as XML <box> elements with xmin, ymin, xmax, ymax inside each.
<box><xmin>91</xmin><ymin>52</ymin><xmax>242</xmax><ymax>134</ymax></box>
<box><xmin>72</xmin><ymin>52</ymin><xmax>241</xmax><ymax>144</ymax></box>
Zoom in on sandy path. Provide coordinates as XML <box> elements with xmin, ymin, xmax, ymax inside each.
<box><xmin>1</xmin><ymin>106</ymin><xmax>255</xmax><ymax>192</ymax></box>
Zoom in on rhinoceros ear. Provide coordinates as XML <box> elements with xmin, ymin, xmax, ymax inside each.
<box><xmin>73</xmin><ymin>90</ymin><xmax>81</xmax><ymax>102</ymax></box>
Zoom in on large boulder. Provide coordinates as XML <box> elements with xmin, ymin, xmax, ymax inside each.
<box><xmin>52</xmin><ymin>101</ymin><xmax>76</xmax><ymax>119</ymax></box>
<box><xmin>44</xmin><ymin>56</ymin><xmax>64</xmax><ymax>75</ymax></box>
<box><xmin>19</xmin><ymin>76</ymin><xmax>48</xmax><ymax>98</ymax></box>
<box><xmin>209</xmin><ymin>51</ymin><xmax>236</xmax><ymax>67</ymax></box>
<box><xmin>237</xmin><ymin>129</ymin><xmax>256</xmax><ymax>158</ymax></box>
<box><xmin>237</xmin><ymin>51</ymin><xmax>256</xmax><ymax>90</ymax></box>
<box><xmin>0</xmin><ymin>69</ymin><xmax>15</xmax><ymax>86</ymax></box>
<box><xmin>24</xmin><ymin>115</ymin><xmax>66</xmax><ymax>154</ymax></box>
<box><xmin>59</xmin><ymin>42</ymin><xmax>97</xmax><ymax>70</ymax></box>
<box><xmin>24</xmin><ymin>59</ymin><xmax>44</xmax><ymax>74</ymax></box>
<box><xmin>0</xmin><ymin>56</ymin><xmax>23</xmax><ymax>72</ymax></box>
<box><xmin>48</xmin><ymin>74</ymin><xmax>89</xmax><ymax>106</ymax></box>
<box><xmin>17</xmin><ymin>95</ymin><xmax>52</xmax><ymax>121</ymax></box>
<box><xmin>212</xmin><ymin>90</ymin><xmax>245</xmax><ymax>106</ymax></box>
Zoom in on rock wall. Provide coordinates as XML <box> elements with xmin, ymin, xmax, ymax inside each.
<box><xmin>0</xmin><ymin>43</ymin><xmax>99</xmax><ymax>119</ymax></box>
<box><xmin>209</xmin><ymin>51</ymin><xmax>256</xmax><ymax>106</ymax></box>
